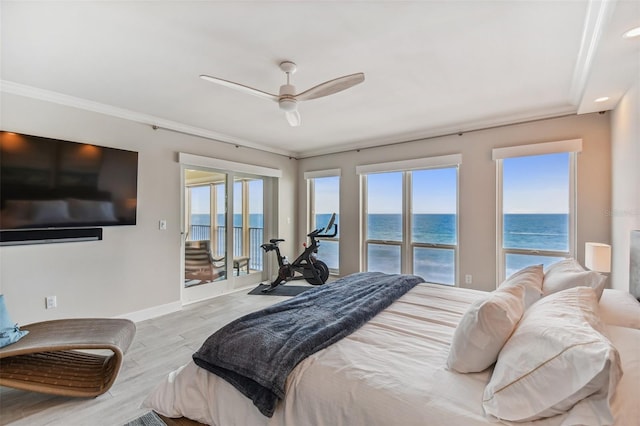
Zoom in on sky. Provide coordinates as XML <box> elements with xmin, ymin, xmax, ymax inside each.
<box><xmin>191</xmin><ymin>178</ymin><xmax>263</xmax><ymax>215</ymax></box>
<box><xmin>503</xmin><ymin>152</ymin><xmax>569</xmax><ymax>214</ymax></box>
<box><xmin>366</xmin><ymin>153</ymin><xmax>568</xmax><ymax>214</ymax></box>
<box><xmin>367</xmin><ymin>168</ymin><xmax>457</xmax><ymax>214</ymax></box>
<box><xmin>314</xmin><ymin>176</ymin><xmax>340</xmax><ymax>214</ymax></box>
<box><xmin>190</xmin><ymin>185</ymin><xmax>210</xmax><ymax>214</ymax></box>
<box><xmin>191</xmin><ymin>152</ymin><xmax>569</xmax><ymax>216</ymax></box>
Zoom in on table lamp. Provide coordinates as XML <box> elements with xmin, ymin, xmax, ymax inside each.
<box><xmin>585</xmin><ymin>242</ymin><xmax>611</xmax><ymax>273</ymax></box>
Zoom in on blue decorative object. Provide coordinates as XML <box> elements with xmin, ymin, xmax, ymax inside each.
<box><xmin>0</xmin><ymin>294</ymin><xmax>28</xmax><ymax>348</ymax></box>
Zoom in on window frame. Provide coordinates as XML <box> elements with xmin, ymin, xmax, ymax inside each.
<box><xmin>494</xmin><ymin>139</ymin><xmax>581</xmax><ymax>282</ymax></box>
<box><xmin>179</xmin><ymin>153</ymin><xmax>281</xmax><ymax>304</ymax></box>
<box><xmin>304</xmin><ymin>169</ymin><xmax>341</xmax><ymax>275</ymax></box>
<box><xmin>357</xmin><ymin>154</ymin><xmax>461</xmax><ymax>285</ymax></box>
<box><xmin>408</xmin><ymin>168</ymin><xmax>460</xmax><ymax>282</ymax></box>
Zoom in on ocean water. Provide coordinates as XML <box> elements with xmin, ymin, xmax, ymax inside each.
<box><xmin>320</xmin><ymin>213</ymin><xmax>568</xmax><ymax>283</ymax></box>
<box><xmin>189</xmin><ymin>213</ymin><xmax>568</xmax><ymax>284</ymax></box>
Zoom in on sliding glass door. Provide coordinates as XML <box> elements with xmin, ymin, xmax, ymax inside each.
<box><xmin>233</xmin><ymin>176</ymin><xmax>264</xmax><ymax>276</ymax></box>
<box><xmin>183</xmin><ymin>168</ymin><xmax>267</xmax><ymax>293</ymax></box>
<box><xmin>184</xmin><ymin>170</ymin><xmax>227</xmax><ymax>287</ymax></box>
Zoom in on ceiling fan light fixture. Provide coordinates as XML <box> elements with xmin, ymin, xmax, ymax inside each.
<box><xmin>279</xmin><ymin>98</ymin><xmax>297</xmax><ymax>112</ymax></box>
<box><xmin>286</xmin><ymin>110</ymin><xmax>301</xmax><ymax>127</ymax></box>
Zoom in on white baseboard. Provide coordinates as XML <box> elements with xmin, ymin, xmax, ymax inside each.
<box><xmin>115</xmin><ymin>283</ymin><xmax>260</xmax><ymax>322</ymax></box>
<box><xmin>115</xmin><ymin>301</ymin><xmax>182</xmax><ymax>323</ymax></box>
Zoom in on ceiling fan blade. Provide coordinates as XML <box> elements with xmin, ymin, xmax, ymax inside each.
<box><xmin>200</xmin><ymin>75</ymin><xmax>278</xmax><ymax>101</ymax></box>
<box><xmin>285</xmin><ymin>110</ymin><xmax>301</xmax><ymax>127</ymax></box>
<box><xmin>295</xmin><ymin>72</ymin><xmax>365</xmax><ymax>101</ymax></box>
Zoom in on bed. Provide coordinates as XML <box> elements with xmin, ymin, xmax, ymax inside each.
<box><xmin>143</xmin><ymin>265</ymin><xmax>640</xmax><ymax>426</ymax></box>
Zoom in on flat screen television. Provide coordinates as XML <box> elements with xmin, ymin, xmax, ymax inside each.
<box><xmin>0</xmin><ymin>131</ymin><xmax>138</xmax><ymax>234</ymax></box>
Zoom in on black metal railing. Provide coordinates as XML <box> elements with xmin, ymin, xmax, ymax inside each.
<box><xmin>189</xmin><ymin>225</ymin><xmax>263</xmax><ymax>271</ymax></box>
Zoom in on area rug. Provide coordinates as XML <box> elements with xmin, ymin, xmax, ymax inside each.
<box><xmin>248</xmin><ymin>283</ymin><xmax>314</xmax><ymax>296</ymax></box>
<box><xmin>123</xmin><ymin>411</ymin><xmax>166</xmax><ymax>426</ymax></box>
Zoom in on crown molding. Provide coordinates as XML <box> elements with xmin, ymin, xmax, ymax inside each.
<box><xmin>569</xmin><ymin>0</ymin><xmax>617</xmax><ymax>106</ymax></box>
<box><xmin>0</xmin><ymin>80</ymin><xmax>295</xmax><ymax>158</ymax></box>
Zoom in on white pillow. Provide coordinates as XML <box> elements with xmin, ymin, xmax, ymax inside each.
<box><xmin>543</xmin><ymin>258</ymin><xmax>607</xmax><ymax>300</ymax></box>
<box><xmin>599</xmin><ymin>289</ymin><xmax>640</xmax><ymax>329</ymax></box>
<box><xmin>447</xmin><ymin>284</ymin><xmax>525</xmax><ymax>373</ymax></box>
<box><xmin>497</xmin><ymin>264</ymin><xmax>543</xmax><ymax>309</ymax></box>
<box><xmin>483</xmin><ymin>286</ymin><xmax>622</xmax><ymax>424</ymax></box>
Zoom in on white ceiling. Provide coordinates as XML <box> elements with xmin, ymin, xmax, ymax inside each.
<box><xmin>1</xmin><ymin>1</ymin><xmax>639</xmax><ymax>158</ymax></box>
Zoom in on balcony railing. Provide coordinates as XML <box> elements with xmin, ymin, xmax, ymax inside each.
<box><xmin>189</xmin><ymin>225</ymin><xmax>263</xmax><ymax>271</ymax></box>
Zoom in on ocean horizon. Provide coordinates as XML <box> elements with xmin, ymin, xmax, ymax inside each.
<box><xmin>189</xmin><ymin>213</ymin><xmax>568</xmax><ymax>284</ymax></box>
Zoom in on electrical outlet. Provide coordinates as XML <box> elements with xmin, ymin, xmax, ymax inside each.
<box><xmin>45</xmin><ymin>296</ymin><xmax>57</xmax><ymax>309</ymax></box>
<box><xmin>465</xmin><ymin>274</ymin><xmax>473</xmax><ymax>284</ymax></box>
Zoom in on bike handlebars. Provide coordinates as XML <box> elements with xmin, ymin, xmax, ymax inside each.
<box><xmin>262</xmin><ymin>213</ymin><xmax>337</xmax><ymax>250</ymax></box>
<box><xmin>307</xmin><ymin>212</ymin><xmax>338</xmax><ymax>239</ymax></box>
<box><xmin>307</xmin><ymin>223</ymin><xmax>337</xmax><ymax>239</ymax></box>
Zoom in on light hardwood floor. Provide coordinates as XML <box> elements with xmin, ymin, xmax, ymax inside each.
<box><xmin>0</xmin><ymin>286</ymin><xmax>292</xmax><ymax>426</ymax></box>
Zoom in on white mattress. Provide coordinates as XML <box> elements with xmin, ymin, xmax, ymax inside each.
<box><xmin>143</xmin><ymin>283</ymin><xmax>640</xmax><ymax>426</ymax></box>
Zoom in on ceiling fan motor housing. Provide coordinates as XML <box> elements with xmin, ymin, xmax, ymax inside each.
<box><xmin>279</xmin><ymin>83</ymin><xmax>297</xmax><ymax>111</ymax></box>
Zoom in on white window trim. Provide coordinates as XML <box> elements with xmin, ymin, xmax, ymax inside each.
<box><xmin>495</xmin><ymin>140</ymin><xmax>580</xmax><ymax>283</ymax></box>
<box><xmin>179</xmin><ymin>152</ymin><xmax>282</xmax><ymax>178</ymax></box>
<box><xmin>356</xmin><ymin>153</ymin><xmax>462</xmax><ymax>175</ymax></box>
<box><xmin>304</xmin><ymin>168</ymin><xmax>341</xmax><ymax>179</ymax></box>
<box><xmin>492</xmin><ymin>139</ymin><xmax>582</xmax><ymax>160</ymax></box>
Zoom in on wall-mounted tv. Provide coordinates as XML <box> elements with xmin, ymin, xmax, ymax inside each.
<box><xmin>0</xmin><ymin>131</ymin><xmax>138</xmax><ymax>235</ymax></box>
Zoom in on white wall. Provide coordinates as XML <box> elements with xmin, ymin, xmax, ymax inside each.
<box><xmin>611</xmin><ymin>81</ymin><xmax>640</xmax><ymax>291</ymax></box>
<box><xmin>298</xmin><ymin>113</ymin><xmax>612</xmax><ymax>292</ymax></box>
<box><xmin>0</xmin><ymin>93</ymin><xmax>297</xmax><ymax>324</ymax></box>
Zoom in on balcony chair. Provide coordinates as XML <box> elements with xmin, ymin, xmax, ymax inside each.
<box><xmin>185</xmin><ymin>240</ymin><xmax>226</xmax><ymax>283</ymax></box>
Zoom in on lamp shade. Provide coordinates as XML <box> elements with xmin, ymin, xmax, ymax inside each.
<box><xmin>585</xmin><ymin>242</ymin><xmax>611</xmax><ymax>273</ymax></box>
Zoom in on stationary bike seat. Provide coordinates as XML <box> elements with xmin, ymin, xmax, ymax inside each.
<box><xmin>270</xmin><ymin>238</ymin><xmax>285</xmax><ymax>243</ymax></box>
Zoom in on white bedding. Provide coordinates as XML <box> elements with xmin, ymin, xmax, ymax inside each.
<box><xmin>144</xmin><ymin>283</ymin><xmax>640</xmax><ymax>426</ymax></box>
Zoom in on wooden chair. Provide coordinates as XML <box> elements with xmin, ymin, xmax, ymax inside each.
<box><xmin>185</xmin><ymin>240</ymin><xmax>226</xmax><ymax>283</ymax></box>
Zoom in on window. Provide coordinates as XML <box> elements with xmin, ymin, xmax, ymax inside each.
<box><xmin>366</xmin><ymin>172</ymin><xmax>402</xmax><ymax>274</ymax></box>
<box><xmin>494</xmin><ymin>140</ymin><xmax>580</xmax><ymax>281</ymax></box>
<box><xmin>357</xmin><ymin>155</ymin><xmax>461</xmax><ymax>285</ymax></box>
<box><xmin>305</xmin><ymin>170</ymin><xmax>340</xmax><ymax>274</ymax></box>
<box><xmin>234</xmin><ymin>177</ymin><xmax>264</xmax><ymax>274</ymax></box>
<box><xmin>412</xmin><ymin>168</ymin><xmax>458</xmax><ymax>284</ymax></box>
<box><xmin>185</xmin><ymin>173</ymin><xmax>267</xmax><ymax>283</ymax></box>
<box><xmin>185</xmin><ymin>172</ymin><xmax>227</xmax><ymax>285</ymax></box>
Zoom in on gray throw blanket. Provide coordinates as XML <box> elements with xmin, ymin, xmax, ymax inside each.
<box><xmin>193</xmin><ymin>272</ymin><xmax>424</xmax><ymax>417</ymax></box>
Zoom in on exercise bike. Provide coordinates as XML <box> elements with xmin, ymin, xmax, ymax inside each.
<box><xmin>260</xmin><ymin>213</ymin><xmax>337</xmax><ymax>293</ymax></box>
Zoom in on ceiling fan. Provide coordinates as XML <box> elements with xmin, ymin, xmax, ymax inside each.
<box><xmin>200</xmin><ymin>61</ymin><xmax>365</xmax><ymax>127</ymax></box>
